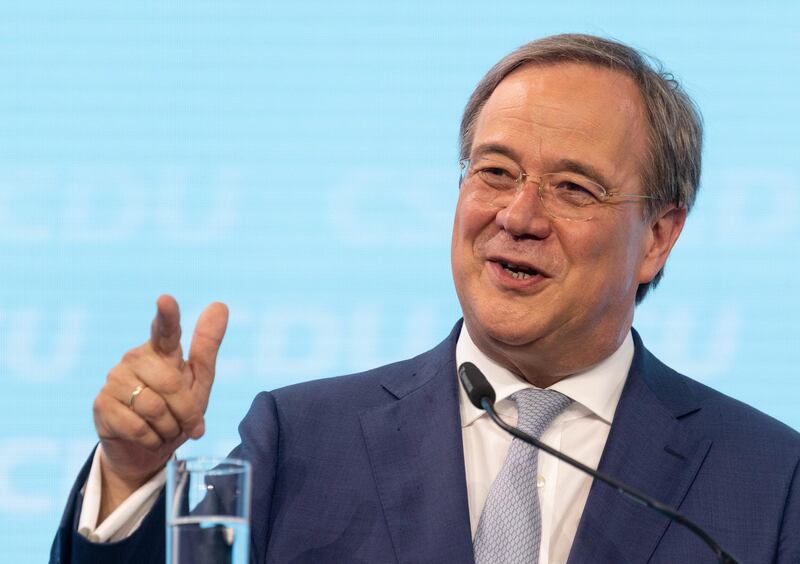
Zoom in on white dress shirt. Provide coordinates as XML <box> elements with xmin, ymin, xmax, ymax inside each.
<box><xmin>78</xmin><ymin>446</ymin><xmax>166</xmax><ymax>542</ymax></box>
<box><xmin>458</xmin><ymin>325</ymin><xmax>632</xmax><ymax>564</ymax></box>
<box><xmin>80</xmin><ymin>324</ymin><xmax>633</xmax><ymax>563</ymax></box>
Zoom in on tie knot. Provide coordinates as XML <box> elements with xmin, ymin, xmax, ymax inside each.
<box><xmin>511</xmin><ymin>388</ymin><xmax>573</xmax><ymax>438</ymax></box>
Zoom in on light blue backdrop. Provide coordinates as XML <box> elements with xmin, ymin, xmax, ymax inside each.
<box><xmin>1</xmin><ymin>2</ymin><xmax>798</xmax><ymax>561</ymax></box>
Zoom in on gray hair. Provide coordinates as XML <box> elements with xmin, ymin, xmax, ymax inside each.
<box><xmin>458</xmin><ymin>34</ymin><xmax>703</xmax><ymax>303</ymax></box>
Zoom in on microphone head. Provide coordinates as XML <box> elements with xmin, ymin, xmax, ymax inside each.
<box><xmin>458</xmin><ymin>362</ymin><xmax>496</xmax><ymax>410</ymax></box>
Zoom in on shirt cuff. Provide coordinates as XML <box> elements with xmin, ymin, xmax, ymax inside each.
<box><xmin>77</xmin><ymin>445</ymin><xmax>167</xmax><ymax>543</ymax></box>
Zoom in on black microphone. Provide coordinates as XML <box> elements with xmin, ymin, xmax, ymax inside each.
<box><xmin>457</xmin><ymin>361</ymin><xmax>740</xmax><ymax>564</ymax></box>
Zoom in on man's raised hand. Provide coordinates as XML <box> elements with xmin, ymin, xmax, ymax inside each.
<box><xmin>92</xmin><ymin>295</ymin><xmax>229</xmax><ymax>518</ymax></box>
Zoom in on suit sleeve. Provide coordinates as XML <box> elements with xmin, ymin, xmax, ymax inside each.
<box><xmin>49</xmin><ymin>391</ymin><xmax>280</xmax><ymax>564</ymax></box>
<box><xmin>48</xmin><ymin>445</ymin><xmax>168</xmax><ymax>564</ymax></box>
<box><xmin>776</xmin><ymin>455</ymin><xmax>800</xmax><ymax>564</ymax></box>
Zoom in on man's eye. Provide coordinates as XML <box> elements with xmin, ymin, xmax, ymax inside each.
<box><xmin>554</xmin><ymin>181</ymin><xmax>600</xmax><ymax>205</ymax></box>
<box><xmin>476</xmin><ymin>167</ymin><xmax>516</xmax><ymax>189</ymax></box>
<box><xmin>480</xmin><ymin>167</ymin><xmax>511</xmax><ymax>177</ymax></box>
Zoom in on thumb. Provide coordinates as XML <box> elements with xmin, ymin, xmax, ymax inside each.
<box><xmin>187</xmin><ymin>302</ymin><xmax>229</xmax><ymax>398</ymax></box>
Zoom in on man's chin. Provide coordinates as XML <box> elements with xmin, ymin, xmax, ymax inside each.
<box><xmin>466</xmin><ymin>314</ymin><xmax>548</xmax><ymax>351</ymax></box>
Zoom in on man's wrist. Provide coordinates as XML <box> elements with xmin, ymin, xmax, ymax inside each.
<box><xmin>78</xmin><ymin>445</ymin><xmax>168</xmax><ymax>543</ymax></box>
<box><xmin>97</xmin><ymin>453</ymin><xmax>164</xmax><ymax>524</ymax></box>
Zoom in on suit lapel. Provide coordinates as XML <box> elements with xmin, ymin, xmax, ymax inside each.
<box><xmin>359</xmin><ymin>322</ymin><xmax>474</xmax><ymax>564</ymax></box>
<box><xmin>567</xmin><ymin>331</ymin><xmax>712</xmax><ymax>563</ymax></box>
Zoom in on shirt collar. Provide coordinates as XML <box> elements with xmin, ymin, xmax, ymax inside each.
<box><xmin>456</xmin><ymin>324</ymin><xmax>633</xmax><ymax>427</ymax></box>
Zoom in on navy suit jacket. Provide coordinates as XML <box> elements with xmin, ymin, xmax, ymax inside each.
<box><xmin>51</xmin><ymin>322</ymin><xmax>800</xmax><ymax>563</ymax></box>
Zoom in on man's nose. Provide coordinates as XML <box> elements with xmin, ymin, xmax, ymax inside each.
<box><xmin>495</xmin><ymin>181</ymin><xmax>552</xmax><ymax>239</ymax></box>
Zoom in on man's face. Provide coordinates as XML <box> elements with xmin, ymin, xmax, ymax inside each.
<box><xmin>451</xmin><ymin>63</ymin><xmax>682</xmax><ymax>382</ymax></box>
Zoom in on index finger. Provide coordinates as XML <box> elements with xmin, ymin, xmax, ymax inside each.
<box><xmin>150</xmin><ymin>295</ymin><xmax>183</xmax><ymax>360</ymax></box>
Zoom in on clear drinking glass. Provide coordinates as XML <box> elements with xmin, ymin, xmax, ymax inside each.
<box><xmin>166</xmin><ymin>457</ymin><xmax>251</xmax><ymax>564</ymax></box>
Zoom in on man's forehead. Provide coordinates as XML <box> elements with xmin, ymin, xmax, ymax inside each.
<box><xmin>481</xmin><ymin>62</ymin><xmax>645</xmax><ymax>128</ymax></box>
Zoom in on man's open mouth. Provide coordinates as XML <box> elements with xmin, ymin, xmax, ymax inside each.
<box><xmin>498</xmin><ymin>261</ymin><xmax>540</xmax><ymax>280</ymax></box>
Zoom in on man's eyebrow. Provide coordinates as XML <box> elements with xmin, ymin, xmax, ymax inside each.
<box><xmin>470</xmin><ymin>143</ymin><xmax>522</xmax><ymax>162</ymax></box>
<box><xmin>555</xmin><ymin>159</ymin><xmax>613</xmax><ymax>190</ymax></box>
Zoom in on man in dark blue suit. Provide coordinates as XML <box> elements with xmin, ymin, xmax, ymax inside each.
<box><xmin>52</xmin><ymin>34</ymin><xmax>799</xmax><ymax>563</ymax></box>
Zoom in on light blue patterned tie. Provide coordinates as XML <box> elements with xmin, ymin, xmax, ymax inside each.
<box><xmin>473</xmin><ymin>388</ymin><xmax>573</xmax><ymax>564</ymax></box>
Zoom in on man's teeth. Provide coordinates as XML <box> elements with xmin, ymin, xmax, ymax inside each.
<box><xmin>501</xmin><ymin>262</ymin><xmax>536</xmax><ymax>279</ymax></box>
<box><xmin>509</xmin><ymin>270</ymin><xmax>532</xmax><ymax>279</ymax></box>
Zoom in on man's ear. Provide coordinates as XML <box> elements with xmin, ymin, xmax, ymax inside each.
<box><xmin>637</xmin><ymin>206</ymin><xmax>687</xmax><ymax>284</ymax></box>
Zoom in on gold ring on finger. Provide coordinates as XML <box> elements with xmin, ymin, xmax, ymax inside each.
<box><xmin>129</xmin><ymin>384</ymin><xmax>146</xmax><ymax>409</ymax></box>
